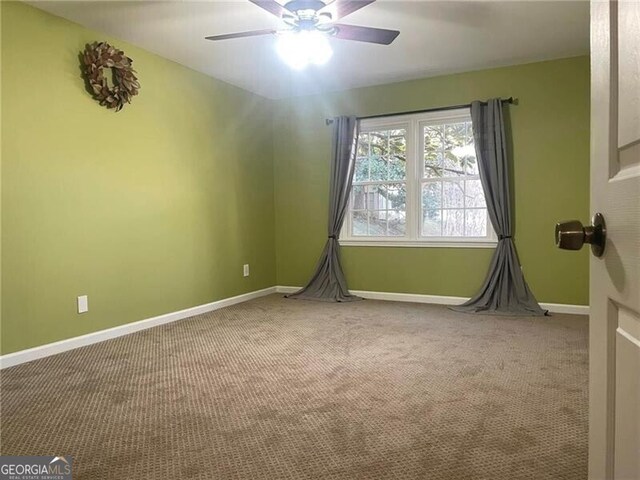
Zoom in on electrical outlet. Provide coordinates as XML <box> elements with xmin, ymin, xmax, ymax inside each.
<box><xmin>243</xmin><ymin>264</ymin><xmax>250</xmax><ymax>277</ymax></box>
<box><xmin>77</xmin><ymin>295</ymin><xmax>89</xmax><ymax>314</ymax></box>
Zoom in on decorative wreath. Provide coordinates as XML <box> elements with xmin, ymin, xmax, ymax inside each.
<box><xmin>82</xmin><ymin>42</ymin><xmax>140</xmax><ymax>112</ymax></box>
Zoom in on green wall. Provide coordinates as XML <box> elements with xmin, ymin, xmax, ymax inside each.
<box><xmin>273</xmin><ymin>57</ymin><xmax>590</xmax><ymax>305</ymax></box>
<box><xmin>1</xmin><ymin>2</ymin><xmax>276</xmax><ymax>354</ymax></box>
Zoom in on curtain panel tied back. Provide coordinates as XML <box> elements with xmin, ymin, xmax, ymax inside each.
<box><xmin>286</xmin><ymin>116</ymin><xmax>362</xmax><ymax>302</ymax></box>
<box><xmin>452</xmin><ymin>99</ymin><xmax>547</xmax><ymax>316</ymax></box>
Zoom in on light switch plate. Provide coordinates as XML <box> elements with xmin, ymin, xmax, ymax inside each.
<box><xmin>77</xmin><ymin>295</ymin><xmax>88</xmax><ymax>314</ymax></box>
<box><xmin>243</xmin><ymin>264</ymin><xmax>250</xmax><ymax>277</ymax></box>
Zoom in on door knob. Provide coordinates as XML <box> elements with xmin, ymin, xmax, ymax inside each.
<box><xmin>555</xmin><ymin>213</ymin><xmax>606</xmax><ymax>257</ymax></box>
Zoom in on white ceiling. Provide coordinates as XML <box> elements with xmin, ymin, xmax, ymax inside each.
<box><xmin>30</xmin><ymin>0</ymin><xmax>590</xmax><ymax>99</ymax></box>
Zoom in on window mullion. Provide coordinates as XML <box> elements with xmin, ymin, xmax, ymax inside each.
<box><xmin>404</xmin><ymin>120</ymin><xmax>417</xmax><ymax>241</ymax></box>
<box><xmin>414</xmin><ymin>119</ymin><xmax>425</xmax><ymax>240</ymax></box>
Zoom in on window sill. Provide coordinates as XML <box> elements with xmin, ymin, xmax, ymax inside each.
<box><xmin>339</xmin><ymin>239</ymin><xmax>498</xmax><ymax>249</ymax></box>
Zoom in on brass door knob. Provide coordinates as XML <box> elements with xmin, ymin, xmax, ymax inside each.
<box><xmin>555</xmin><ymin>213</ymin><xmax>606</xmax><ymax>257</ymax></box>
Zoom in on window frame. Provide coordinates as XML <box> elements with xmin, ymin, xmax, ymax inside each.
<box><xmin>340</xmin><ymin>108</ymin><xmax>497</xmax><ymax>248</ymax></box>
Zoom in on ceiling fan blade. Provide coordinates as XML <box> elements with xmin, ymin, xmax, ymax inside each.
<box><xmin>332</xmin><ymin>24</ymin><xmax>399</xmax><ymax>45</ymax></box>
<box><xmin>320</xmin><ymin>1</ymin><xmax>376</xmax><ymax>21</ymax></box>
<box><xmin>249</xmin><ymin>0</ymin><xmax>291</xmax><ymax>18</ymax></box>
<box><xmin>205</xmin><ymin>29</ymin><xmax>277</xmax><ymax>41</ymax></box>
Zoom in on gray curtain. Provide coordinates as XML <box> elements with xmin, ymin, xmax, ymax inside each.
<box><xmin>286</xmin><ymin>116</ymin><xmax>362</xmax><ymax>302</ymax></box>
<box><xmin>452</xmin><ymin>99</ymin><xmax>547</xmax><ymax>316</ymax></box>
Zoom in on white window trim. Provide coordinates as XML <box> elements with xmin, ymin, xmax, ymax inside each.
<box><xmin>341</xmin><ymin>109</ymin><xmax>497</xmax><ymax>248</ymax></box>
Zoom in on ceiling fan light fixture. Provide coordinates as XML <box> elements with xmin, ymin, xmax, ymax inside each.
<box><xmin>276</xmin><ymin>30</ymin><xmax>333</xmax><ymax>70</ymax></box>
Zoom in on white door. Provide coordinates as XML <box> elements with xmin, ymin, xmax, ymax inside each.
<box><xmin>589</xmin><ymin>1</ymin><xmax>640</xmax><ymax>479</ymax></box>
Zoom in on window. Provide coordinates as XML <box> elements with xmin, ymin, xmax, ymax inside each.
<box><xmin>351</xmin><ymin>127</ymin><xmax>408</xmax><ymax>237</ymax></box>
<box><xmin>341</xmin><ymin>109</ymin><xmax>496</xmax><ymax>247</ymax></box>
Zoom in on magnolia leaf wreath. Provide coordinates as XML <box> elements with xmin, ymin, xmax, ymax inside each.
<box><xmin>82</xmin><ymin>42</ymin><xmax>140</xmax><ymax>112</ymax></box>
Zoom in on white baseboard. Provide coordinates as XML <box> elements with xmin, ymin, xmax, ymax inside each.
<box><xmin>0</xmin><ymin>286</ymin><xmax>277</xmax><ymax>370</ymax></box>
<box><xmin>537</xmin><ymin>302</ymin><xmax>590</xmax><ymax>315</ymax></box>
<box><xmin>276</xmin><ymin>286</ymin><xmax>589</xmax><ymax>316</ymax></box>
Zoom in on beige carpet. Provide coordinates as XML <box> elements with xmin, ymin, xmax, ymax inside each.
<box><xmin>1</xmin><ymin>294</ymin><xmax>588</xmax><ymax>479</ymax></box>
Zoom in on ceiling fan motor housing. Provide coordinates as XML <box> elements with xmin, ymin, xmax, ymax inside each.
<box><xmin>284</xmin><ymin>0</ymin><xmax>328</xmax><ymax>16</ymax></box>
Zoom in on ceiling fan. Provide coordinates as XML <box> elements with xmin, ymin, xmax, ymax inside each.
<box><xmin>205</xmin><ymin>0</ymin><xmax>400</xmax><ymax>69</ymax></box>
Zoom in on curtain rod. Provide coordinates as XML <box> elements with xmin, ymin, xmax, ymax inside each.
<box><xmin>325</xmin><ymin>97</ymin><xmax>516</xmax><ymax>125</ymax></box>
